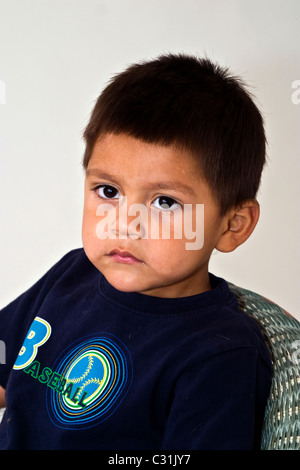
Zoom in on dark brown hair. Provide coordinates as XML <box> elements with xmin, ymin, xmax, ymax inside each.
<box><xmin>83</xmin><ymin>53</ymin><xmax>266</xmax><ymax>214</ymax></box>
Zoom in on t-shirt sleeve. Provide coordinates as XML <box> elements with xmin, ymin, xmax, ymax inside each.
<box><xmin>161</xmin><ymin>347</ymin><xmax>272</xmax><ymax>450</ymax></box>
<box><xmin>0</xmin><ymin>250</ymin><xmax>79</xmax><ymax>389</ymax></box>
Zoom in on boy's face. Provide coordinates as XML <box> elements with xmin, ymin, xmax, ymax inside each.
<box><xmin>82</xmin><ymin>133</ymin><xmax>227</xmax><ymax>298</ymax></box>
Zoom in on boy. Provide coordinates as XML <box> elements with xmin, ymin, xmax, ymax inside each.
<box><xmin>0</xmin><ymin>54</ymin><xmax>272</xmax><ymax>449</ymax></box>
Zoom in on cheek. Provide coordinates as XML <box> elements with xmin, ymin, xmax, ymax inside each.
<box><xmin>82</xmin><ymin>204</ymin><xmax>101</xmax><ymax>254</ymax></box>
<box><xmin>82</xmin><ymin>211</ymin><xmax>94</xmax><ymax>240</ymax></box>
<box><xmin>202</xmin><ymin>213</ymin><xmax>224</xmax><ymax>252</ymax></box>
<box><xmin>146</xmin><ymin>239</ymin><xmax>192</xmax><ymax>271</ymax></box>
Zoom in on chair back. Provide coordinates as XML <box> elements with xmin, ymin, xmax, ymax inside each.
<box><xmin>229</xmin><ymin>283</ymin><xmax>300</xmax><ymax>450</ymax></box>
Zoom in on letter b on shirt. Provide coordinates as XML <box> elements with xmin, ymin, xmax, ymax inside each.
<box><xmin>13</xmin><ymin>317</ymin><xmax>52</xmax><ymax>370</ymax></box>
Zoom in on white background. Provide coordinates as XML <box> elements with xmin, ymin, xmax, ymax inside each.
<box><xmin>0</xmin><ymin>0</ymin><xmax>299</xmax><ymax>319</ymax></box>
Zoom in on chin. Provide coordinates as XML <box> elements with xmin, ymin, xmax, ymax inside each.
<box><xmin>103</xmin><ymin>270</ymin><xmax>144</xmax><ymax>293</ymax></box>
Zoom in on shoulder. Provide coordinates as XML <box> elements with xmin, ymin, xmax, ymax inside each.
<box><xmin>0</xmin><ymin>248</ymin><xmax>96</xmax><ymax>316</ymax></box>
<box><xmin>50</xmin><ymin>248</ymin><xmax>91</xmax><ymax>275</ymax></box>
<box><xmin>38</xmin><ymin>248</ymin><xmax>98</xmax><ymax>287</ymax></box>
<box><xmin>184</xmin><ymin>275</ymin><xmax>272</xmax><ymax>366</ymax></box>
<box><xmin>0</xmin><ymin>248</ymin><xmax>98</xmax><ymax>385</ymax></box>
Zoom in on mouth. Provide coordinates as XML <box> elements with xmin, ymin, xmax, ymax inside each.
<box><xmin>108</xmin><ymin>249</ymin><xmax>143</xmax><ymax>265</ymax></box>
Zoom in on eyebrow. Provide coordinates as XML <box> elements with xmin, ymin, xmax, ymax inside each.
<box><xmin>146</xmin><ymin>181</ymin><xmax>195</xmax><ymax>195</ymax></box>
<box><xmin>86</xmin><ymin>169</ymin><xmax>195</xmax><ymax>196</ymax></box>
<box><xmin>86</xmin><ymin>169</ymin><xmax>119</xmax><ymax>183</ymax></box>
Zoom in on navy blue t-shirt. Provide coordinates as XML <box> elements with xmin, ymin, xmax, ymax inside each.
<box><xmin>0</xmin><ymin>249</ymin><xmax>272</xmax><ymax>449</ymax></box>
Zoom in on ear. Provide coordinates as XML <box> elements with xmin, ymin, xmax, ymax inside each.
<box><xmin>216</xmin><ymin>200</ymin><xmax>260</xmax><ymax>253</ymax></box>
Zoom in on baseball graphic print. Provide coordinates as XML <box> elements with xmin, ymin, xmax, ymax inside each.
<box><xmin>46</xmin><ymin>333</ymin><xmax>133</xmax><ymax>429</ymax></box>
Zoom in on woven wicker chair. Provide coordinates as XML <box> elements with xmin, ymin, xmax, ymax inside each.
<box><xmin>228</xmin><ymin>283</ymin><xmax>300</xmax><ymax>450</ymax></box>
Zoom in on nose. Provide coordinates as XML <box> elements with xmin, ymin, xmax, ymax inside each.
<box><xmin>113</xmin><ymin>197</ymin><xmax>148</xmax><ymax>240</ymax></box>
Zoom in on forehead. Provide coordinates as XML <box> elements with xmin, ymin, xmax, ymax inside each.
<box><xmin>87</xmin><ymin>133</ymin><xmax>201</xmax><ymax>183</ymax></box>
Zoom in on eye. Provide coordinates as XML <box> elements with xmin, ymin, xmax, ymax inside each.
<box><xmin>96</xmin><ymin>185</ymin><xmax>120</xmax><ymax>199</ymax></box>
<box><xmin>152</xmin><ymin>196</ymin><xmax>181</xmax><ymax>211</ymax></box>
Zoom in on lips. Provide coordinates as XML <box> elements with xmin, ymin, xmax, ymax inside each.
<box><xmin>108</xmin><ymin>249</ymin><xmax>143</xmax><ymax>264</ymax></box>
